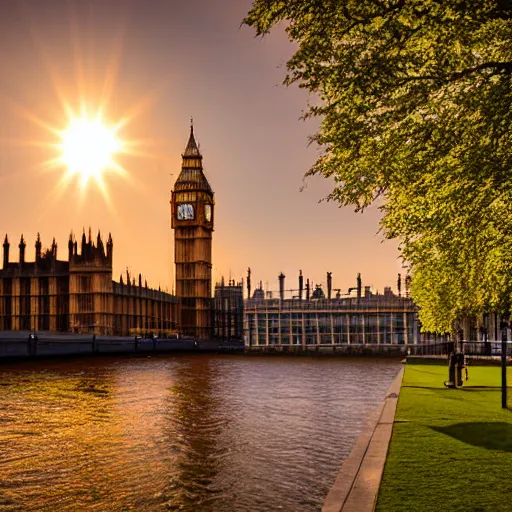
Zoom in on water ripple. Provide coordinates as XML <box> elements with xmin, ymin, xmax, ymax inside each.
<box><xmin>0</xmin><ymin>355</ymin><xmax>399</xmax><ymax>511</ymax></box>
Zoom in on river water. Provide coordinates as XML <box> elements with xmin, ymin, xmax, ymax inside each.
<box><xmin>0</xmin><ymin>355</ymin><xmax>399</xmax><ymax>512</ymax></box>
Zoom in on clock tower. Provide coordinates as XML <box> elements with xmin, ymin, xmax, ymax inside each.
<box><xmin>171</xmin><ymin>123</ymin><xmax>214</xmax><ymax>339</ymax></box>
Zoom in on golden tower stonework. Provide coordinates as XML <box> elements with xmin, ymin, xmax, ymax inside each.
<box><xmin>171</xmin><ymin>124</ymin><xmax>214</xmax><ymax>339</ymax></box>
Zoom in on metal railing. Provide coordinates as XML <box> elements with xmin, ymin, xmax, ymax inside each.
<box><xmin>409</xmin><ymin>340</ymin><xmax>510</xmax><ymax>357</ymax></box>
<box><xmin>409</xmin><ymin>342</ymin><xmax>454</xmax><ymax>356</ymax></box>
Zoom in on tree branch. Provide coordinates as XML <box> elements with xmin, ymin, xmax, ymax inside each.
<box><xmin>398</xmin><ymin>61</ymin><xmax>512</xmax><ymax>84</ymax></box>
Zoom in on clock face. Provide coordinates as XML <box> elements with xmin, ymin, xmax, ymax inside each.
<box><xmin>177</xmin><ymin>203</ymin><xmax>194</xmax><ymax>220</ymax></box>
<box><xmin>205</xmin><ymin>204</ymin><xmax>212</xmax><ymax>222</ymax></box>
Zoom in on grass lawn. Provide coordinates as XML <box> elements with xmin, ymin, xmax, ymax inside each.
<box><xmin>376</xmin><ymin>364</ymin><xmax>512</xmax><ymax>512</ymax></box>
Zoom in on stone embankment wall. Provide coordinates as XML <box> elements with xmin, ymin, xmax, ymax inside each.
<box><xmin>0</xmin><ymin>332</ymin><xmax>240</xmax><ymax>359</ymax></box>
<box><xmin>245</xmin><ymin>345</ymin><xmax>408</xmax><ymax>357</ymax></box>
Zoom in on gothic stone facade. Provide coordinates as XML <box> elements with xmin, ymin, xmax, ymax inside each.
<box><xmin>0</xmin><ymin>232</ymin><xmax>179</xmax><ymax>336</ymax></box>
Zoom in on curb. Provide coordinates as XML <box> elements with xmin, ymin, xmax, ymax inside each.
<box><xmin>322</xmin><ymin>366</ymin><xmax>405</xmax><ymax>512</ymax></box>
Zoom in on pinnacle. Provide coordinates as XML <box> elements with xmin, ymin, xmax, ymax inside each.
<box><xmin>183</xmin><ymin>123</ymin><xmax>201</xmax><ymax>157</ymax></box>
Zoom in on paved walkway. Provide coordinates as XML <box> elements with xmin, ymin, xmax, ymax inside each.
<box><xmin>322</xmin><ymin>366</ymin><xmax>405</xmax><ymax>512</ymax></box>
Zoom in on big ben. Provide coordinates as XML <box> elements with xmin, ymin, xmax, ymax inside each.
<box><xmin>171</xmin><ymin>123</ymin><xmax>214</xmax><ymax>338</ymax></box>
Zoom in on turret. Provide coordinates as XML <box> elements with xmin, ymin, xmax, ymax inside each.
<box><xmin>106</xmin><ymin>233</ymin><xmax>113</xmax><ymax>263</ymax></box>
<box><xmin>68</xmin><ymin>232</ymin><xmax>74</xmax><ymax>260</ymax></box>
<box><xmin>299</xmin><ymin>270</ymin><xmax>303</xmax><ymax>301</ymax></box>
<box><xmin>247</xmin><ymin>267</ymin><xmax>251</xmax><ymax>300</ymax></box>
<box><xmin>97</xmin><ymin>230</ymin><xmax>104</xmax><ymax>256</ymax></box>
<box><xmin>87</xmin><ymin>227</ymin><xmax>92</xmax><ymax>259</ymax></box>
<box><xmin>306</xmin><ymin>278</ymin><xmax>310</xmax><ymax>301</ymax></box>
<box><xmin>19</xmin><ymin>234</ymin><xmax>26</xmax><ymax>266</ymax></box>
<box><xmin>357</xmin><ymin>273</ymin><xmax>362</xmax><ymax>299</ymax></box>
<box><xmin>81</xmin><ymin>229</ymin><xmax>86</xmax><ymax>256</ymax></box>
<box><xmin>51</xmin><ymin>237</ymin><xmax>57</xmax><ymax>259</ymax></box>
<box><xmin>35</xmin><ymin>233</ymin><xmax>42</xmax><ymax>263</ymax></box>
<box><xmin>3</xmin><ymin>234</ymin><xmax>9</xmax><ymax>269</ymax></box>
<box><xmin>397</xmin><ymin>273</ymin><xmax>402</xmax><ymax>297</ymax></box>
<box><xmin>327</xmin><ymin>272</ymin><xmax>332</xmax><ymax>300</ymax></box>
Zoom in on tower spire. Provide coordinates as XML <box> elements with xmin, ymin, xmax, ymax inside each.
<box><xmin>183</xmin><ymin>120</ymin><xmax>201</xmax><ymax>157</ymax></box>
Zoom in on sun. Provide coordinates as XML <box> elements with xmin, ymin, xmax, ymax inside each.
<box><xmin>58</xmin><ymin>110</ymin><xmax>124</xmax><ymax>188</ymax></box>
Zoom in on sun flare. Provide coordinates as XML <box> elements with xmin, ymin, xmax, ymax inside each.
<box><xmin>58</xmin><ymin>111</ymin><xmax>124</xmax><ymax>188</ymax></box>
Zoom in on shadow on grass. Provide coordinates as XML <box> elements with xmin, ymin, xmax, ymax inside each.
<box><xmin>403</xmin><ymin>385</ymin><xmax>448</xmax><ymax>390</ymax></box>
<box><xmin>403</xmin><ymin>385</ymin><xmax>502</xmax><ymax>392</ymax></box>
<box><xmin>461</xmin><ymin>386</ymin><xmax>502</xmax><ymax>392</ymax></box>
<box><xmin>430</xmin><ymin>422</ymin><xmax>512</xmax><ymax>452</ymax></box>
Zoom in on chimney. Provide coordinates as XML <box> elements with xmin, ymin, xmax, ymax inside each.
<box><xmin>397</xmin><ymin>273</ymin><xmax>402</xmax><ymax>297</ymax></box>
<box><xmin>278</xmin><ymin>272</ymin><xmax>285</xmax><ymax>301</ymax></box>
<box><xmin>247</xmin><ymin>267</ymin><xmax>251</xmax><ymax>300</ymax></box>
<box><xmin>299</xmin><ymin>270</ymin><xmax>303</xmax><ymax>301</ymax></box>
<box><xmin>327</xmin><ymin>272</ymin><xmax>332</xmax><ymax>300</ymax></box>
<box><xmin>306</xmin><ymin>278</ymin><xmax>310</xmax><ymax>301</ymax></box>
<box><xmin>357</xmin><ymin>273</ymin><xmax>362</xmax><ymax>299</ymax></box>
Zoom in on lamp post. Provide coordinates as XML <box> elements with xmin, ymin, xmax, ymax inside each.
<box><xmin>500</xmin><ymin>313</ymin><xmax>509</xmax><ymax>409</ymax></box>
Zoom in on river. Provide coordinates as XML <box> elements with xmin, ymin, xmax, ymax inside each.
<box><xmin>0</xmin><ymin>354</ymin><xmax>399</xmax><ymax>511</ymax></box>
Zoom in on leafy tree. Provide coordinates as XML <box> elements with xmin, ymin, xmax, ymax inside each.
<box><xmin>245</xmin><ymin>0</ymin><xmax>512</xmax><ymax>333</ymax></box>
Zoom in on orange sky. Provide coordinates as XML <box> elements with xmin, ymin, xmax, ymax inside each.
<box><xmin>0</xmin><ymin>0</ymin><xmax>402</xmax><ymax>298</ymax></box>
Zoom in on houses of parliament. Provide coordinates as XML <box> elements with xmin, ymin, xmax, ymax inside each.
<box><xmin>0</xmin><ymin>125</ymin><xmax>215</xmax><ymax>338</ymax></box>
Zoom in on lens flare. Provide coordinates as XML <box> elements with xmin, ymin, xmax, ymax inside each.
<box><xmin>58</xmin><ymin>110</ymin><xmax>124</xmax><ymax>188</ymax></box>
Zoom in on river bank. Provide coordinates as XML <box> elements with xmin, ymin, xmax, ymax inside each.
<box><xmin>376</xmin><ymin>363</ymin><xmax>512</xmax><ymax>512</ymax></box>
<box><xmin>0</xmin><ymin>331</ymin><xmax>243</xmax><ymax>359</ymax></box>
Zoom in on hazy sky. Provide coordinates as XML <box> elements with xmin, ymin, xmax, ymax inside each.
<box><xmin>0</xmin><ymin>0</ymin><xmax>402</xmax><ymax>297</ymax></box>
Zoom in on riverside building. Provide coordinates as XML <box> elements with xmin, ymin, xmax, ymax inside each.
<box><xmin>244</xmin><ymin>272</ymin><xmax>420</xmax><ymax>351</ymax></box>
